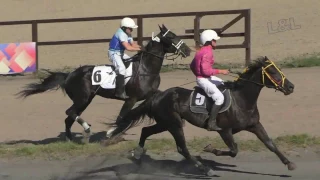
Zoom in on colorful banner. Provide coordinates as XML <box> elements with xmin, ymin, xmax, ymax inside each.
<box><xmin>0</xmin><ymin>42</ymin><xmax>36</xmax><ymax>74</ymax></box>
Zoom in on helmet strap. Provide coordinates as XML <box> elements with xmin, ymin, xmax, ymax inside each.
<box><xmin>121</xmin><ymin>27</ymin><xmax>131</xmax><ymax>35</ymax></box>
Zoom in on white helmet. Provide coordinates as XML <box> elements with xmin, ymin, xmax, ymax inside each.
<box><xmin>200</xmin><ymin>29</ymin><xmax>220</xmax><ymax>45</ymax></box>
<box><xmin>120</xmin><ymin>17</ymin><xmax>138</xmax><ymax>28</ymax></box>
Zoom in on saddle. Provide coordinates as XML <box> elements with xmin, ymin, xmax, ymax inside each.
<box><xmin>189</xmin><ymin>86</ymin><xmax>232</xmax><ymax>114</ymax></box>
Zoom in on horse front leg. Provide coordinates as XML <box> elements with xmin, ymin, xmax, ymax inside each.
<box><xmin>247</xmin><ymin>122</ymin><xmax>297</xmax><ymax>171</ymax></box>
<box><xmin>168</xmin><ymin>127</ymin><xmax>217</xmax><ymax>177</ymax></box>
<box><xmin>204</xmin><ymin>129</ymin><xmax>239</xmax><ymax>157</ymax></box>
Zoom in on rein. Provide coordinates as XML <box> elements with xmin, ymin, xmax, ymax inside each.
<box><xmin>227</xmin><ymin>72</ymin><xmax>268</xmax><ymax>87</ymax></box>
<box><xmin>176</xmin><ymin>60</ymin><xmax>287</xmax><ymax>91</ymax></box>
<box><xmin>226</xmin><ymin>60</ymin><xmax>288</xmax><ymax>91</ymax></box>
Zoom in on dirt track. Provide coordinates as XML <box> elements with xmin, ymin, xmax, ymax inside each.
<box><xmin>0</xmin><ymin>67</ymin><xmax>319</xmax><ymax>143</ymax></box>
<box><xmin>1</xmin><ymin>149</ymin><xmax>319</xmax><ymax>180</ymax></box>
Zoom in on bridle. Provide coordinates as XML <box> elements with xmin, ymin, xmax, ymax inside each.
<box><xmin>261</xmin><ymin>60</ymin><xmax>287</xmax><ymax>91</ymax></box>
<box><xmin>151</xmin><ymin>29</ymin><xmax>186</xmax><ymax>59</ymax></box>
<box><xmin>230</xmin><ymin>60</ymin><xmax>287</xmax><ymax>92</ymax></box>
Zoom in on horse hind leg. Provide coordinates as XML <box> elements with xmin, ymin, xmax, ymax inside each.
<box><xmin>247</xmin><ymin>122</ymin><xmax>296</xmax><ymax>171</ymax></box>
<box><xmin>65</xmin><ymin>114</ymin><xmax>75</xmax><ymax>141</ymax></box>
<box><xmin>130</xmin><ymin>123</ymin><xmax>167</xmax><ymax>160</ymax></box>
<box><xmin>66</xmin><ymin>96</ymin><xmax>94</xmax><ymax>144</ymax></box>
<box><xmin>204</xmin><ymin>129</ymin><xmax>238</xmax><ymax>157</ymax></box>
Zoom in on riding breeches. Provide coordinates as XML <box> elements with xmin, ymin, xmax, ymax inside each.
<box><xmin>196</xmin><ymin>76</ymin><xmax>224</xmax><ymax>105</ymax></box>
<box><xmin>108</xmin><ymin>51</ymin><xmax>130</xmax><ymax>75</ymax></box>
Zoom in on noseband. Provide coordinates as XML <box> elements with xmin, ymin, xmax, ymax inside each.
<box><xmin>152</xmin><ymin>29</ymin><xmax>186</xmax><ymax>58</ymax></box>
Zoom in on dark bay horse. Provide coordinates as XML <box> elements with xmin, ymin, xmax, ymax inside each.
<box><xmin>16</xmin><ymin>24</ymin><xmax>191</xmax><ymax>143</ymax></box>
<box><xmin>113</xmin><ymin>56</ymin><xmax>296</xmax><ymax>176</ymax></box>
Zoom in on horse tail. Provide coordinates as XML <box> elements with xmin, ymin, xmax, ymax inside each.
<box><xmin>119</xmin><ymin>90</ymin><xmax>162</xmax><ymax>131</ymax></box>
<box><xmin>15</xmin><ymin>70</ymin><xmax>70</xmax><ymax>99</ymax></box>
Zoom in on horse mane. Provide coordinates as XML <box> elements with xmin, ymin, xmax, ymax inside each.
<box><xmin>222</xmin><ymin>56</ymin><xmax>267</xmax><ymax>90</ymax></box>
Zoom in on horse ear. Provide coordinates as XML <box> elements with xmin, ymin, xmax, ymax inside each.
<box><xmin>162</xmin><ymin>24</ymin><xmax>168</xmax><ymax>30</ymax></box>
<box><xmin>264</xmin><ymin>56</ymin><xmax>268</xmax><ymax>60</ymax></box>
<box><xmin>158</xmin><ymin>24</ymin><xmax>162</xmax><ymax>32</ymax></box>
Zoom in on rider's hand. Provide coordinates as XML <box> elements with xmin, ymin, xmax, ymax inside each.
<box><xmin>139</xmin><ymin>46</ymin><xmax>145</xmax><ymax>51</ymax></box>
<box><xmin>220</xmin><ymin>69</ymin><xmax>229</xmax><ymax>75</ymax></box>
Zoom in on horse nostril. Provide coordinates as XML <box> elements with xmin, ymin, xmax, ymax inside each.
<box><xmin>289</xmin><ymin>85</ymin><xmax>294</xmax><ymax>91</ymax></box>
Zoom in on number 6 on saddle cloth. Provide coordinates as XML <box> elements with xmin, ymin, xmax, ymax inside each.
<box><xmin>91</xmin><ymin>66</ymin><xmax>117</xmax><ymax>89</ymax></box>
<box><xmin>91</xmin><ymin>61</ymin><xmax>133</xmax><ymax>89</ymax></box>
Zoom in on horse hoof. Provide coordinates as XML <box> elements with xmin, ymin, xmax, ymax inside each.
<box><xmin>287</xmin><ymin>162</ymin><xmax>297</xmax><ymax>171</ymax></box>
<box><xmin>81</xmin><ymin>130</ymin><xmax>91</xmax><ymax>144</ymax></box>
<box><xmin>203</xmin><ymin>144</ymin><xmax>213</xmax><ymax>152</ymax></box>
<box><xmin>206</xmin><ymin>169</ymin><xmax>217</xmax><ymax>177</ymax></box>
<box><xmin>131</xmin><ymin>146</ymin><xmax>146</xmax><ymax>160</ymax></box>
<box><xmin>106</xmin><ymin>127</ymin><xmax>117</xmax><ymax>138</ymax></box>
<box><xmin>65</xmin><ymin>137</ymin><xmax>72</xmax><ymax>142</ymax></box>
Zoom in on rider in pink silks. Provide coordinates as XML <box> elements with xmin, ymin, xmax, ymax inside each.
<box><xmin>190</xmin><ymin>29</ymin><xmax>230</xmax><ymax>131</ymax></box>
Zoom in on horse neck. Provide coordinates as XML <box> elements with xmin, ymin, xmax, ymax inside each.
<box><xmin>139</xmin><ymin>41</ymin><xmax>165</xmax><ymax>74</ymax></box>
<box><xmin>234</xmin><ymin>69</ymin><xmax>264</xmax><ymax>109</ymax></box>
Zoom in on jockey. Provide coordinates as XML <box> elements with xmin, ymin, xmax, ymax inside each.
<box><xmin>189</xmin><ymin>29</ymin><xmax>229</xmax><ymax>131</ymax></box>
<box><xmin>108</xmin><ymin>17</ymin><xmax>142</xmax><ymax>99</ymax></box>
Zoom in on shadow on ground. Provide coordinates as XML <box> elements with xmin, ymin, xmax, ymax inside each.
<box><xmin>1</xmin><ymin>131</ymin><xmax>108</xmax><ymax>145</ymax></box>
<box><xmin>50</xmin><ymin>154</ymin><xmax>291</xmax><ymax>180</ymax></box>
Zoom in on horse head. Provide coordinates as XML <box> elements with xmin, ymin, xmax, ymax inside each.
<box><xmin>259</xmin><ymin>56</ymin><xmax>294</xmax><ymax>95</ymax></box>
<box><xmin>151</xmin><ymin>24</ymin><xmax>191</xmax><ymax>58</ymax></box>
<box><xmin>236</xmin><ymin>56</ymin><xmax>295</xmax><ymax>95</ymax></box>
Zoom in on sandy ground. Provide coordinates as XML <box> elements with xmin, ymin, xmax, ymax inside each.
<box><xmin>0</xmin><ymin>67</ymin><xmax>319</xmax><ymax>143</ymax></box>
<box><xmin>1</xmin><ymin>149</ymin><xmax>320</xmax><ymax>180</ymax></box>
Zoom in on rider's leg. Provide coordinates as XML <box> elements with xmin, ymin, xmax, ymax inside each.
<box><xmin>197</xmin><ymin>77</ymin><xmax>224</xmax><ymax>131</ymax></box>
<box><xmin>108</xmin><ymin>51</ymin><xmax>128</xmax><ymax>99</ymax></box>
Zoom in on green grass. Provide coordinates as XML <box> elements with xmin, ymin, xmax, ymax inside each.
<box><xmin>279</xmin><ymin>52</ymin><xmax>320</xmax><ymax>68</ymax></box>
<box><xmin>0</xmin><ymin>134</ymin><xmax>319</xmax><ymax>160</ymax></box>
<box><xmin>160</xmin><ymin>52</ymin><xmax>320</xmax><ymax>73</ymax></box>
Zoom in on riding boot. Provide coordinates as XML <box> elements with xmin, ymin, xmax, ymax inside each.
<box><xmin>115</xmin><ymin>74</ymin><xmax>129</xmax><ymax>100</ymax></box>
<box><xmin>207</xmin><ymin>104</ymin><xmax>222</xmax><ymax>131</ymax></box>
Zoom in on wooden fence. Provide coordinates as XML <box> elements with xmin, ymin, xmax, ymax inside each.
<box><xmin>0</xmin><ymin>9</ymin><xmax>251</xmax><ymax>72</ymax></box>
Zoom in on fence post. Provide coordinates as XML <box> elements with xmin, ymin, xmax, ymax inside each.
<box><xmin>32</xmin><ymin>21</ymin><xmax>38</xmax><ymax>73</ymax></box>
<box><xmin>194</xmin><ymin>15</ymin><xmax>202</xmax><ymax>49</ymax></box>
<box><xmin>137</xmin><ymin>17</ymin><xmax>143</xmax><ymax>46</ymax></box>
<box><xmin>244</xmin><ymin>10</ymin><xmax>251</xmax><ymax>66</ymax></box>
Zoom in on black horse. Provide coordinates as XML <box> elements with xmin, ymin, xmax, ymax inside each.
<box><xmin>16</xmin><ymin>24</ymin><xmax>191</xmax><ymax>143</ymax></box>
<box><xmin>113</xmin><ymin>56</ymin><xmax>296</xmax><ymax>176</ymax></box>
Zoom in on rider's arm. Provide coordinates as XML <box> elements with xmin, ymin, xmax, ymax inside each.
<box><xmin>200</xmin><ymin>54</ymin><xmax>219</xmax><ymax>76</ymax></box>
<box><xmin>131</xmin><ymin>42</ymin><xmax>141</xmax><ymax>48</ymax></box>
<box><xmin>200</xmin><ymin>54</ymin><xmax>229</xmax><ymax>76</ymax></box>
<box><xmin>119</xmin><ymin>33</ymin><xmax>141</xmax><ymax>51</ymax></box>
<box><xmin>121</xmin><ymin>41</ymin><xmax>141</xmax><ymax>51</ymax></box>
<box><xmin>129</xmin><ymin>38</ymin><xmax>141</xmax><ymax>48</ymax></box>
